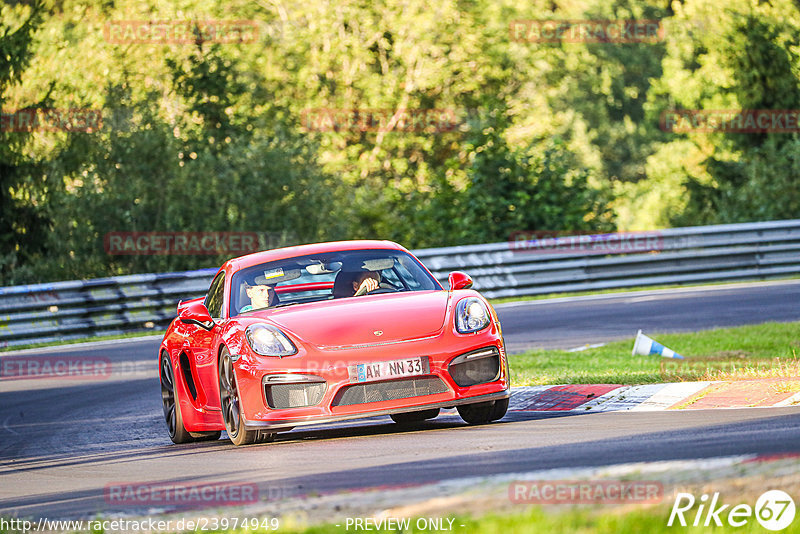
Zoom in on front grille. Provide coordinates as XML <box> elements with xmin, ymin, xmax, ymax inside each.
<box><xmin>265</xmin><ymin>382</ymin><xmax>326</xmax><ymax>409</ymax></box>
<box><xmin>448</xmin><ymin>347</ymin><xmax>501</xmax><ymax>387</ymax></box>
<box><xmin>332</xmin><ymin>376</ymin><xmax>449</xmax><ymax>407</ymax></box>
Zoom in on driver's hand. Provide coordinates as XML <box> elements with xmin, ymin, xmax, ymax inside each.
<box><xmin>354</xmin><ymin>277</ymin><xmax>380</xmax><ymax>296</ymax></box>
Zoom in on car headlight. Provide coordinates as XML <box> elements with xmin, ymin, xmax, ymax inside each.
<box><xmin>246</xmin><ymin>324</ymin><xmax>297</xmax><ymax>357</ymax></box>
<box><xmin>455</xmin><ymin>297</ymin><xmax>490</xmax><ymax>334</ymax></box>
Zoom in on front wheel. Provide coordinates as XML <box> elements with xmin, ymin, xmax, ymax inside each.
<box><xmin>219</xmin><ymin>347</ymin><xmax>258</xmax><ymax>446</ymax></box>
<box><xmin>457</xmin><ymin>398</ymin><xmax>509</xmax><ymax>425</ymax></box>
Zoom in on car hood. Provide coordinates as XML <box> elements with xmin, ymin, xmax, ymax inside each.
<box><xmin>264</xmin><ymin>291</ymin><xmax>450</xmax><ymax>349</ymax></box>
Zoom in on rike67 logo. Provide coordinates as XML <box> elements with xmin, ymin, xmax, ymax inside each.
<box><xmin>669</xmin><ymin>490</ymin><xmax>796</xmax><ymax>531</ymax></box>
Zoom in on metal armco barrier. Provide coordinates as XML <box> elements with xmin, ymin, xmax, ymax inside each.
<box><xmin>1</xmin><ymin>220</ymin><xmax>799</xmax><ymax>348</ymax></box>
<box><xmin>0</xmin><ymin>269</ymin><xmax>215</xmax><ymax>348</ymax></box>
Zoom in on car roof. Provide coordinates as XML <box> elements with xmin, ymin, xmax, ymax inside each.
<box><xmin>225</xmin><ymin>240</ymin><xmax>407</xmax><ymax>272</ymax></box>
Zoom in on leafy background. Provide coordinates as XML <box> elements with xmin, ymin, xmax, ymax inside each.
<box><xmin>2</xmin><ymin>0</ymin><xmax>798</xmax><ymax>284</ymax></box>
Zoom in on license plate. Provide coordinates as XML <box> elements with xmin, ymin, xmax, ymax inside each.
<box><xmin>348</xmin><ymin>356</ymin><xmax>429</xmax><ymax>383</ymax></box>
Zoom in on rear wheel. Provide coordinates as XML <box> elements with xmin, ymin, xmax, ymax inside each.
<box><xmin>160</xmin><ymin>352</ymin><xmax>194</xmax><ymax>444</ymax></box>
<box><xmin>390</xmin><ymin>408</ymin><xmax>440</xmax><ymax>424</ymax></box>
<box><xmin>219</xmin><ymin>347</ymin><xmax>258</xmax><ymax>446</ymax></box>
<box><xmin>457</xmin><ymin>398</ymin><xmax>509</xmax><ymax>425</ymax></box>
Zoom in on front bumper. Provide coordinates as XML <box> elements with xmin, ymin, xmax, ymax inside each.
<box><xmin>233</xmin><ymin>329</ymin><xmax>510</xmax><ymax>431</ymax></box>
<box><xmin>240</xmin><ymin>389</ymin><xmax>510</xmax><ymax>431</ymax></box>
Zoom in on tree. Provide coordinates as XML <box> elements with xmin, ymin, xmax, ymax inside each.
<box><xmin>0</xmin><ymin>1</ymin><xmax>50</xmax><ymax>284</ymax></box>
<box><xmin>643</xmin><ymin>0</ymin><xmax>800</xmax><ymax>227</ymax></box>
<box><xmin>438</xmin><ymin>110</ymin><xmax>615</xmax><ymax>245</ymax></box>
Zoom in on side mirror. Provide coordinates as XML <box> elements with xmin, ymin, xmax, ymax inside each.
<box><xmin>448</xmin><ymin>271</ymin><xmax>473</xmax><ymax>291</ymax></box>
<box><xmin>179</xmin><ymin>300</ymin><xmax>215</xmax><ymax>330</ymax></box>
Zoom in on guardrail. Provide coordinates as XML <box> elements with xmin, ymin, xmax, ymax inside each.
<box><xmin>1</xmin><ymin>219</ymin><xmax>799</xmax><ymax>348</ymax></box>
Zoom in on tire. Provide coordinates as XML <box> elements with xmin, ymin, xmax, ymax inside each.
<box><xmin>489</xmin><ymin>397</ymin><xmax>509</xmax><ymax>421</ymax></box>
<box><xmin>457</xmin><ymin>398</ymin><xmax>509</xmax><ymax>425</ymax></box>
<box><xmin>160</xmin><ymin>352</ymin><xmax>195</xmax><ymax>444</ymax></box>
<box><xmin>390</xmin><ymin>408</ymin><xmax>440</xmax><ymax>424</ymax></box>
<box><xmin>218</xmin><ymin>347</ymin><xmax>258</xmax><ymax>446</ymax></box>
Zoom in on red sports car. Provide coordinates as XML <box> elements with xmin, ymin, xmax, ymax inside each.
<box><xmin>159</xmin><ymin>240</ymin><xmax>510</xmax><ymax>445</ymax></box>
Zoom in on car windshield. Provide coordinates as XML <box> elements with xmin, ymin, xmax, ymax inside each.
<box><xmin>230</xmin><ymin>249</ymin><xmax>440</xmax><ymax>316</ymax></box>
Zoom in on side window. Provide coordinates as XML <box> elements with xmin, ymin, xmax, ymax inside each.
<box><xmin>204</xmin><ymin>272</ymin><xmax>226</xmax><ymax>319</ymax></box>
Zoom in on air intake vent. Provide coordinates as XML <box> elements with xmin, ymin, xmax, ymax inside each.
<box><xmin>265</xmin><ymin>382</ymin><xmax>326</xmax><ymax>409</ymax></box>
<box><xmin>448</xmin><ymin>347</ymin><xmax>500</xmax><ymax>387</ymax></box>
<box><xmin>332</xmin><ymin>377</ymin><xmax>448</xmax><ymax>407</ymax></box>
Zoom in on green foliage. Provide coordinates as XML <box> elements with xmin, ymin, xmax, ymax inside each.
<box><xmin>644</xmin><ymin>0</ymin><xmax>800</xmax><ymax>227</ymax></box>
<box><xmin>0</xmin><ymin>1</ymin><xmax>51</xmax><ymax>283</ymax></box>
<box><xmin>674</xmin><ymin>136</ymin><xmax>800</xmax><ymax>226</ymax></box>
<box><xmin>2</xmin><ymin>0</ymin><xmax>799</xmax><ymax>284</ymax></box>
<box><xmin>430</xmin><ymin>111</ymin><xmax>614</xmax><ymax>245</ymax></box>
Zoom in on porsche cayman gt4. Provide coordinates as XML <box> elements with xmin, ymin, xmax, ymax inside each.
<box><xmin>159</xmin><ymin>240</ymin><xmax>510</xmax><ymax>446</ymax></box>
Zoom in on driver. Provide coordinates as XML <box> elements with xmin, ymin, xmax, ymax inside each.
<box><xmin>333</xmin><ymin>270</ymin><xmax>380</xmax><ymax>298</ymax></box>
<box><xmin>240</xmin><ymin>282</ymin><xmax>278</xmax><ymax>312</ymax></box>
<box><xmin>352</xmin><ymin>271</ymin><xmax>380</xmax><ymax>296</ymax></box>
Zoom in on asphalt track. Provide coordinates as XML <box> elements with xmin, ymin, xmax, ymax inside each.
<box><xmin>1</xmin><ymin>280</ymin><xmax>799</xmax><ymax>519</ymax></box>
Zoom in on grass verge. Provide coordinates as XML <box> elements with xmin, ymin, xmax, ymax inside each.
<box><xmin>2</xmin><ymin>506</ymin><xmax>790</xmax><ymax>534</ymax></box>
<box><xmin>0</xmin><ymin>509</ymin><xmax>765</xmax><ymax>534</ymax></box>
<box><xmin>510</xmin><ymin>321</ymin><xmax>800</xmax><ymax>385</ymax></box>
<box><xmin>289</xmin><ymin>507</ymin><xmax>794</xmax><ymax>534</ymax></box>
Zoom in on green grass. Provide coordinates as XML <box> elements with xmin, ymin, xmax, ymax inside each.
<box><xmin>0</xmin><ymin>329</ymin><xmax>166</xmax><ymax>353</ymax></box>
<box><xmin>412</xmin><ymin>508</ymin><xmax>799</xmax><ymax>534</ymax></box>
<box><xmin>250</xmin><ymin>505</ymin><xmax>800</xmax><ymax>534</ymax></box>
<box><xmin>5</xmin><ymin>506</ymin><xmax>794</xmax><ymax>534</ymax></box>
<box><xmin>510</xmin><ymin>321</ymin><xmax>800</xmax><ymax>385</ymax></box>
